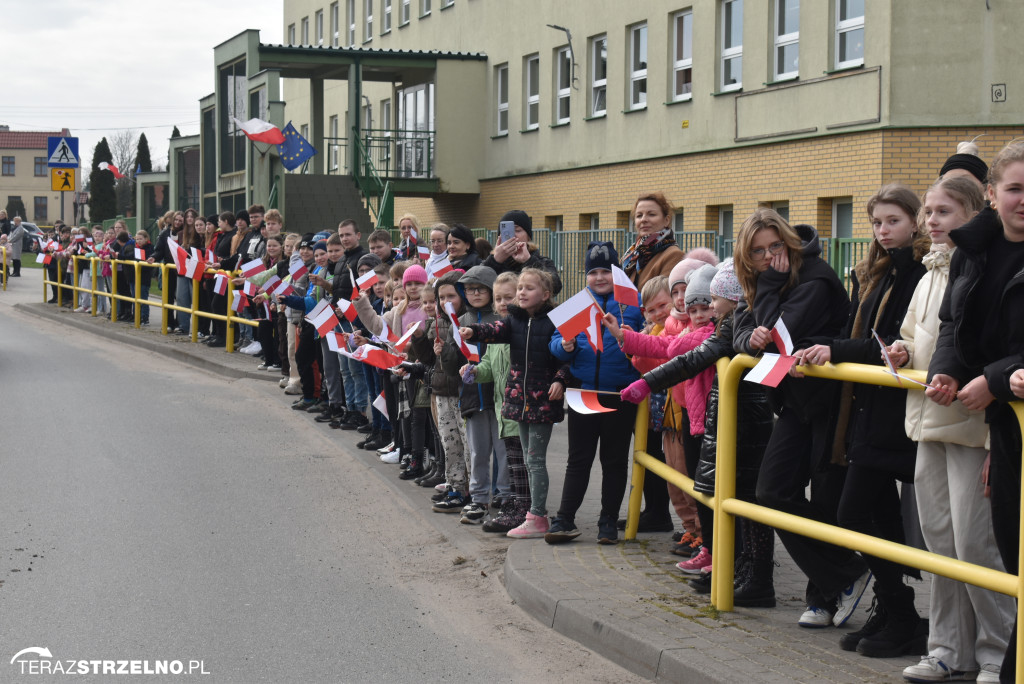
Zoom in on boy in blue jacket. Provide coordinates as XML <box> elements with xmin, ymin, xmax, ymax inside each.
<box><xmin>547</xmin><ymin>241</ymin><xmax>643</xmax><ymax>545</ymax></box>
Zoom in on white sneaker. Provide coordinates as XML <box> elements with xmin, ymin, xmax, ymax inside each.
<box><xmin>798</xmin><ymin>606</ymin><xmax>834</xmax><ymax>628</ymax></box>
<box><xmin>74</xmin><ymin>306</ymin><xmax>87</xmax><ymax>313</ymax></box>
<box><xmin>977</xmin><ymin>664</ymin><xmax>1000</xmax><ymax>683</ymax></box>
<box><xmin>279</xmin><ymin>377</ymin><xmax>289</xmax><ymax>388</ymax></box>
<box><xmin>283</xmin><ymin>382</ymin><xmax>302</xmax><ymax>395</ymax></box>
<box><xmin>379</xmin><ymin>449</ymin><xmax>401</xmax><ymax>464</ymax></box>
<box><xmin>376</xmin><ymin>442</ymin><xmax>396</xmax><ymax>455</ymax></box>
<box><xmin>834</xmin><ymin>569</ymin><xmax>872</xmax><ymax>626</ymax></box>
<box><xmin>902</xmin><ymin>656</ymin><xmax>977</xmax><ymax>682</ymax></box>
<box><xmin>434</xmin><ymin>481</ymin><xmax>450</xmax><ymax>492</ymax></box>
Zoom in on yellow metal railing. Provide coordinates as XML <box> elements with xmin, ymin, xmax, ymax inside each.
<box><xmin>626</xmin><ymin>355</ymin><xmax>1024</xmax><ymax>679</ymax></box>
<box><xmin>42</xmin><ymin>256</ymin><xmax>259</xmax><ymax>352</ymax></box>
<box><xmin>1</xmin><ymin>246</ymin><xmax>6</xmax><ymax>291</ymax></box>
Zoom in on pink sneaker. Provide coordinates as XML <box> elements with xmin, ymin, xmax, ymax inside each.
<box><xmin>507</xmin><ymin>512</ymin><xmax>549</xmax><ymax>539</ymax></box>
<box><xmin>676</xmin><ymin>547</ymin><xmax>712</xmax><ymax>574</ymax></box>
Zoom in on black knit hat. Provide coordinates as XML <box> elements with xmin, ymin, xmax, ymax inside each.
<box><xmin>299</xmin><ymin>232</ymin><xmax>315</xmax><ymax>249</ymax></box>
<box><xmin>357</xmin><ymin>253</ymin><xmax>382</xmax><ymax>271</ymax></box>
<box><xmin>940</xmin><ymin>153</ymin><xmax>988</xmax><ymax>185</ymax></box>
<box><xmin>235</xmin><ymin>209</ymin><xmax>250</xmax><ymax>226</ymax></box>
<box><xmin>585</xmin><ymin>241</ymin><xmax>620</xmax><ymax>273</ymax></box>
<box><xmin>500</xmin><ymin>209</ymin><xmax>533</xmax><ymax>241</ymax></box>
<box><xmin>448</xmin><ymin>223</ymin><xmax>474</xmax><ymax>246</ymax></box>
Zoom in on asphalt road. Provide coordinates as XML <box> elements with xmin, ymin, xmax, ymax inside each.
<box><xmin>0</xmin><ymin>281</ymin><xmax>640</xmax><ymax>684</ymax></box>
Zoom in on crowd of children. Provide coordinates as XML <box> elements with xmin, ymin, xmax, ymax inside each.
<box><xmin>32</xmin><ymin>139</ymin><xmax>1024</xmax><ymax>683</ymax></box>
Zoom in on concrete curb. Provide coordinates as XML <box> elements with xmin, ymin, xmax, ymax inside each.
<box><xmin>14</xmin><ymin>302</ymin><xmax>277</xmax><ymax>384</ymax></box>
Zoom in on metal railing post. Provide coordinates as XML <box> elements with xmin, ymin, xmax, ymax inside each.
<box><xmin>625</xmin><ymin>398</ymin><xmax>650</xmax><ymax>541</ymax></box>
<box><xmin>711</xmin><ymin>357</ymin><xmax>741</xmax><ymax>611</ymax></box>
<box><xmin>133</xmin><ymin>262</ymin><xmax>142</xmax><ymax>328</ymax></box>
<box><xmin>191</xmin><ymin>277</ymin><xmax>200</xmax><ymax>342</ymax></box>
<box><xmin>160</xmin><ymin>265</ymin><xmax>170</xmax><ymax>334</ymax></box>
<box><xmin>110</xmin><ymin>263</ymin><xmax>118</xmax><ymax>322</ymax></box>
<box><xmin>226</xmin><ymin>286</ymin><xmax>236</xmax><ymax>353</ymax></box>
<box><xmin>90</xmin><ymin>257</ymin><xmax>98</xmax><ymax>315</ymax></box>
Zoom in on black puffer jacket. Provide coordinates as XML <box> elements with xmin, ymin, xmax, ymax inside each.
<box><xmin>448</xmin><ymin>265</ymin><xmax>500</xmax><ymax>417</ymax></box>
<box><xmin>930</xmin><ymin>207</ymin><xmax>1024</xmax><ymax>410</ymax></box>
<box><xmin>468</xmin><ymin>303</ymin><xmax>569</xmax><ymax>424</ymax></box>
<box><xmin>734</xmin><ymin>224</ymin><xmax>850</xmax><ymax>422</ymax></box>
<box><xmin>643</xmin><ymin>315</ymin><xmax>773</xmax><ymax>499</ymax></box>
<box><xmin>831</xmin><ymin>246</ymin><xmax>926</xmax><ymax>480</ymax></box>
<box><xmin>410</xmin><ymin>313</ymin><xmax>462</xmax><ymax>398</ymax></box>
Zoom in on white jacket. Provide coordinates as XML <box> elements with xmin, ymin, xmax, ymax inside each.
<box><xmin>898</xmin><ymin>245</ymin><xmax>987</xmax><ymax>446</ymax></box>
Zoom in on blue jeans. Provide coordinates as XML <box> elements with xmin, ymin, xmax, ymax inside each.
<box><xmin>362</xmin><ymin>364</ymin><xmax>388</xmax><ymax>430</ymax></box>
<box><xmin>175</xmin><ymin>278</ymin><xmax>192</xmax><ymax>333</ymax></box>
<box><xmin>339</xmin><ymin>354</ymin><xmax>368</xmax><ymax>415</ymax></box>
<box><xmin>138</xmin><ymin>285</ymin><xmax>150</xmax><ymax>322</ymax></box>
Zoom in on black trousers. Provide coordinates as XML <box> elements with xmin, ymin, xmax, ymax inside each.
<box><xmin>556</xmin><ymin>397</ymin><xmax>638</xmax><ymax>522</ymax></box>
<box><xmin>755</xmin><ymin>407</ymin><xmax>868</xmax><ymax>606</ymax></box>
<box><xmin>258</xmin><ymin>317</ymin><xmax>279</xmax><ymax>365</ymax></box>
<box><xmin>164</xmin><ymin>269</ymin><xmax>178</xmax><ymax>328</ymax></box>
<box><xmin>989</xmin><ymin>408</ymin><xmax>1022</xmax><ymax>684</ymax></box>
<box><xmin>197</xmin><ymin>281</ymin><xmax>212</xmax><ymax>335</ymax></box>
<box><xmin>295</xmin><ymin>321</ymin><xmax>320</xmax><ymax>400</ymax></box>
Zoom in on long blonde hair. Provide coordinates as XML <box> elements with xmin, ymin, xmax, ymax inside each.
<box><xmin>733</xmin><ymin>208</ymin><xmax>804</xmax><ymax>304</ymax></box>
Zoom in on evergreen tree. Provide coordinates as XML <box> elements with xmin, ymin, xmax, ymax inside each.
<box><xmin>5</xmin><ymin>197</ymin><xmax>26</xmax><ymax>221</ymax></box>
<box><xmin>171</xmin><ymin>126</ymin><xmax>181</xmax><ymax>139</ymax></box>
<box><xmin>136</xmin><ymin>133</ymin><xmax>153</xmax><ymax>173</ymax></box>
<box><xmin>87</xmin><ymin>138</ymin><xmax>117</xmax><ymax>223</ymax></box>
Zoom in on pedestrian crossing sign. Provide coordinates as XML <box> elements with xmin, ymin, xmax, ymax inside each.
<box><xmin>51</xmin><ymin>168</ymin><xmax>75</xmax><ymax>192</ymax></box>
<box><xmin>47</xmin><ymin>136</ymin><xmax>79</xmax><ymax>168</ymax></box>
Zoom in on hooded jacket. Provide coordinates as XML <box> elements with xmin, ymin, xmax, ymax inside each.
<box><xmin>734</xmin><ymin>224</ymin><xmax>850</xmax><ymax>421</ymax></box>
<box><xmin>448</xmin><ymin>265</ymin><xmax>499</xmax><ymax>417</ymax></box>
<box><xmin>409</xmin><ymin>271</ymin><xmax>465</xmax><ymax>397</ymax></box>
<box><xmin>550</xmin><ymin>288</ymin><xmax>643</xmax><ymax>391</ymax></box>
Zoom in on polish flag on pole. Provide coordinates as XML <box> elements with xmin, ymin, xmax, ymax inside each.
<box><xmin>335</xmin><ymin>298</ymin><xmax>358</xmax><ymax>322</ymax></box>
<box><xmin>348</xmin><ymin>267</ymin><xmax>359</xmax><ymax>298</ymax></box>
<box><xmin>230</xmin><ymin>291</ymin><xmax>248</xmax><ymax>313</ymax></box>
<box><xmin>744</xmin><ymin>353</ymin><xmax>796</xmax><ymax>388</ymax></box>
<box><xmin>566</xmin><ymin>389</ymin><xmax>616</xmax><ymax>414</ymax></box>
<box><xmin>770</xmin><ymin>317</ymin><xmax>794</xmax><ymax>356</ymax></box>
<box><xmin>213</xmin><ymin>273</ymin><xmax>229</xmax><ymax>296</ymax></box>
<box><xmin>134</xmin><ymin>246</ymin><xmax>145</xmax><ymax>260</ymax></box>
<box><xmin>359</xmin><ymin>346</ymin><xmax>404</xmax><ymax>370</ymax></box>
<box><xmin>548</xmin><ymin>289</ymin><xmax>600</xmax><ymax>341</ymax></box>
<box><xmin>289</xmin><ymin>261</ymin><xmax>308</xmax><ymax>280</ymax></box>
<box><xmin>261</xmin><ymin>300</ymin><xmax>272</xmax><ymax>319</ymax></box>
<box><xmin>271</xmin><ymin>280</ymin><xmax>295</xmax><ymax>297</ymax></box>
<box><xmin>206</xmin><ymin>249</ymin><xmax>215</xmax><ymax>264</ymax></box>
<box><xmin>444</xmin><ymin>301</ymin><xmax>480</xmax><ymax>362</ymax></box>
<box><xmin>356</xmin><ymin>269</ymin><xmax>379</xmax><ymax>292</ymax></box>
<box><xmin>231</xmin><ymin>116</ymin><xmax>286</xmax><ymax>145</ymax></box>
<box><xmin>372</xmin><ymin>392</ymin><xmax>389</xmax><ymax>421</ymax></box>
<box><xmin>183</xmin><ymin>255</ymin><xmax>205</xmax><ymax>281</ymax></box>
<box><xmin>240</xmin><ymin>258</ymin><xmax>266</xmax><ymax>278</ymax></box>
<box><xmin>259</xmin><ymin>274</ymin><xmax>282</xmax><ymax>293</ymax></box>
<box><xmin>610</xmin><ymin>265</ymin><xmax>639</xmax><ymax>308</ymax></box>
<box><xmin>98</xmin><ymin>161</ymin><xmax>124</xmax><ymax>179</ymax></box>
<box><xmin>306</xmin><ymin>299</ymin><xmax>340</xmax><ymax>336</ymax></box>
<box><xmin>242</xmin><ymin>281</ymin><xmax>259</xmax><ymax>297</ymax></box>
<box><xmin>427</xmin><ymin>255</ymin><xmax>453</xmax><ymax>278</ymax></box>
<box><xmin>325</xmin><ymin>331</ymin><xmax>344</xmax><ymax>352</ymax></box>
<box><xmin>378</xmin><ymin>318</ymin><xmax>400</xmax><ymax>345</ymax></box>
<box><xmin>417</xmin><ymin>244</ymin><xmax>431</xmax><ymax>259</ymax></box>
<box><xmin>167</xmin><ymin>237</ymin><xmax>188</xmax><ymax>275</ymax></box>
<box><xmin>394</xmin><ymin>321</ymin><xmax>420</xmax><ymax>353</ymax></box>
<box><xmin>585</xmin><ymin>304</ymin><xmax>604</xmax><ymax>352</ymax></box>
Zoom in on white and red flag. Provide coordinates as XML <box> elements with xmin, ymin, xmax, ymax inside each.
<box><xmin>566</xmin><ymin>389</ymin><xmax>616</xmax><ymax>414</ymax></box>
<box><xmin>134</xmin><ymin>246</ymin><xmax>145</xmax><ymax>260</ymax></box>
<box><xmin>611</xmin><ymin>265</ymin><xmax>639</xmax><ymax>308</ymax></box>
<box><xmin>586</xmin><ymin>304</ymin><xmax>604</xmax><ymax>352</ymax></box>
<box><xmin>444</xmin><ymin>301</ymin><xmax>480</xmax><ymax>362</ymax></box>
<box><xmin>260</xmin><ymin>300</ymin><xmax>272</xmax><ymax>319</ymax></box>
<box><xmin>427</xmin><ymin>255</ymin><xmax>453</xmax><ymax>278</ymax></box>
<box><xmin>242</xmin><ymin>281</ymin><xmax>259</xmax><ymax>297</ymax></box>
<box><xmin>231</xmin><ymin>116</ymin><xmax>286</xmax><ymax>145</ymax></box>
<box><xmin>418</xmin><ymin>244</ymin><xmax>431</xmax><ymax>259</ymax></box>
<box><xmin>325</xmin><ymin>331</ymin><xmax>344</xmax><ymax>352</ymax></box>
<box><xmin>240</xmin><ymin>258</ymin><xmax>266</xmax><ymax>278</ymax></box>
<box><xmin>271</xmin><ymin>280</ymin><xmax>295</xmax><ymax>297</ymax></box>
<box><xmin>548</xmin><ymin>289</ymin><xmax>600</xmax><ymax>342</ymax></box>
<box><xmin>259</xmin><ymin>274</ymin><xmax>282</xmax><ymax>294</ymax></box>
<box><xmin>394</xmin><ymin>321</ymin><xmax>420</xmax><ymax>353</ymax></box>
<box><xmin>357</xmin><ymin>346</ymin><xmax>403</xmax><ymax>370</ymax></box>
<box><xmin>98</xmin><ymin>161</ymin><xmax>124</xmax><ymax>179</ymax></box>
<box><xmin>289</xmin><ymin>260</ymin><xmax>308</xmax><ymax>280</ymax></box>
<box><xmin>335</xmin><ymin>298</ymin><xmax>358</xmax><ymax>322</ymax></box>
<box><xmin>306</xmin><ymin>299</ymin><xmax>340</xmax><ymax>336</ymax></box>
<box><xmin>770</xmin><ymin>317</ymin><xmax>794</xmax><ymax>356</ymax></box>
<box><xmin>372</xmin><ymin>392</ymin><xmax>389</xmax><ymax>421</ymax></box>
<box><xmin>183</xmin><ymin>254</ymin><xmax>206</xmax><ymax>281</ymax></box>
<box><xmin>378</xmin><ymin>318</ymin><xmax>400</xmax><ymax>345</ymax></box>
<box><xmin>230</xmin><ymin>291</ymin><xmax>248</xmax><ymax>313</ymax></box>
<box><xmin>167</xmin><ymin>237</ymin><xmax>189</xmax><ymax>275</ymax></box>
<box><xmin>744</xmin><ymin>353</ymin><xmax>795</xmax><ymax>388</ymax></box>
<box><xmin>206</xmin><ymin>249</ymin><xmax>215</xmax><ymax>263</ymax></box>
<box><xmin>355</xmin><ymin>269</ymin><xmax>379</xmax><ymax>292</ymax></box>
<box><xmin>213</xmin><ymin>273</ymin><xmax>229</xmax><ymax>296</ymax></box>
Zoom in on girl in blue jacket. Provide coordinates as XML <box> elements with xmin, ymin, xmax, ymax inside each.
<box><xmin>546</xmin><ymin>241</ymin><xmax>643</xmax><ymax>545</ymax></box>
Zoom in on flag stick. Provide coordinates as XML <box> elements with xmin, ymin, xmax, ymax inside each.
<box><xmin>571</xmin><ymin>388</ymin><xmax>623</xmax><ymax>396</ymax></box>
<box><xmin>584</xmin><ymin>288</ymin><xmax>606</xmax><ymax>317</ymax></box>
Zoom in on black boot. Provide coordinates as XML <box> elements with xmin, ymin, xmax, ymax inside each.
<box><xmin>414</xmin><ymin>458</ymin><xmax>437</xmax><ymax>485</ymax></box>
<box><xmin>356</xmin><ymin>429</ymin><xmax>380</xmax><ymax>449</ymax></box>
<box><xmin>732</xmin><ymin>562</ymin><xmax>776</xmax><ymax>608</ymax></box>
<box><xmin>399</xmin><ymin>454</ymin><xmax>424</xmax><ymax>480</ymax></box>
<box><xmin>363</xmin><ymin>429</ymin><xmax>391</xmax><ymax>452</ymax></box>
<box><xmin>420</xmin><ymin>453</ymin><xmax>446</xmax><ymax>488</ymax></box>
<box><xmin>856</xmin><ymin>583</ymin><xmax>926</xmax><ymax>658</ymax></box>
<box><xmin>316</xmin><ymin>404</ymin><xmax>344</xmax><ymax>423</ymax></box>
<box><xmin>839</xmin><ymin>597</ymin><xmax>887</xmax><ymax>652</ymax></box>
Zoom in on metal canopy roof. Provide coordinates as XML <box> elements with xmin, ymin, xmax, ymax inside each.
<box><xmin>257</xmin><ymin>43</ymin><xmax>487</xmax><ymax>82</ymax></box>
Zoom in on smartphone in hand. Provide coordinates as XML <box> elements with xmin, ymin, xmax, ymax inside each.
<box><xmin>499</xmin><ymin>220</ymin><xmax>516</xmax><ymax>244</ymax></box>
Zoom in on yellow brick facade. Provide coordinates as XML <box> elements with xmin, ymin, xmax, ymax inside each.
<box><xmin>396</xmin><ymin>127</ymin><xmax>1020</xmax><ymax>242</ymax></box>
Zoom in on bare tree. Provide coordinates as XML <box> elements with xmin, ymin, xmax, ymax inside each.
<box><xmin>108</xmin><ymin>130</ymin><xmax>138</xmax><ymax>217</ymax></box>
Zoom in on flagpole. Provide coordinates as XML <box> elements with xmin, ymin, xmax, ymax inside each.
<box><xmin>571</xmin><ymin>388</ymin><xmax>623</xmax><ymax>396</ymax></box>
<box><xmin>584</xmin><ymin>288</ymin><xmax>606</xmax><ymax>317</ymax></box>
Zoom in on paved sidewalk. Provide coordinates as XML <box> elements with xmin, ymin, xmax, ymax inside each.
<box><xmin>6</xmin><ymin>271</ymin><xmax>935</xmax><ymax>683</ymax></box>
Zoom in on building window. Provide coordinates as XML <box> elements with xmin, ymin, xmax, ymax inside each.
<box><xmin>721</xmin><ymin>0</ymin><xmax>742</xmax><ymax>91</ymax></box>
<box><xmin>774</xmin><ymin>0</ymin><xmax>799</xmax><ymax>80</ymax></box>
<box><xmin>380</xmin><ymin>99</ymin><xmax>392</xmax><ymax>168</ymax></box>
<box><xmin>35</xmin><ymin>157</ymin><xmax>47</xmax><ymax>176</ymax></box>
<box><xmin>836</xmin><ymin>0</ymin><xmax>864</xmax><ymax>68</ymax></box>
<box><xmin>382</xmin><ymin>0</ymin><xmax>392</xmax><ymax>33</ymax></box>
<box><xmin>672</xmin><ymin>10</ymin><xmax>693</xmax><ymax>101</ymax></box>
<box><xmin>34</xmin><ymin>196</ymin><xmax>47</xmax><ymax>222</ymax></box>
<box><xmin>329</xmin><ymin>115</ymin><xmax>339</xmax><ymax>170</ymax></box>
<box><xmin>525</xmin><ymin>54</ymin><xmax>539</xmax><ymax>130</ymax></box>
<box><xmin>586</xmin><ymin>214</ymin><xmax>600</xmax><ymax>231</ymax></box>
<box><xmin>673</xmin><ymin>209</ymin><xmax>685</xmax><ymax>231</ymax></box>
<box><xmin>220</xmin><ymin>58</ymin><xmax>247</xmax><ymax>175</ymax></box>
<box><xmin>589</xmin><ymin>35</ymin><xmax>607</xmax><ymax>116</ymax></box>
<box><xmin>346</xmin><ymin>0</ymin><xmax>356</xmax><ymax>46</ymax></box>
<box><xmin>314</xmin><ymin>10</ymin><xmax>324</xmax><ymax>45</ymax></box>
<box><xmin>330</xmin><ymin>3</ymin><xmax>339</xmax><ymax>46</ymax></box>
<box><xmin>288</xmin><ymin>23</ymin><xmax>296</xmax><ymax>45</ymax></box>
<box><xmin>554</xmin><ymin>46</ymin><xmax>571</xmax><ymax>124</ymax></box>
<box><xmin>832</xmin><ymin>198</ymin><xmax>853</xmax><ymax>238</ymax></box>
<box><xmin>772</xmin><ymin>201</ymin><xmax>790</xmax><ymax>222</ymax></box>
<box><xmin>441</xmin><ymin>0</ymin><xmax>453</xmax><ymax>7</ymax></box>
<box><xmin>628</xmin><ymin>22</ymin><xmax>647</xmax><ymax>110</ymax></box>
<box><xmin>364</xmin><ymin>0</ymin><xmax>373</xmax><ymax>40</ymax></box>
<box><xmin>420</xmin><ymin>0</ymin><xmax>430</xmax><ymax>17</ymax></box>
<box><xmin>2</xmin><ymin>157</ymin><xmax>14</xmax><ymax>176</ymax></box>
<box><xmin>495</xmin><ymin>64</ymin><xmax>509</xmax><ymax>134</ymax></box>
<box><xmin>400</xmin><ymin>0</ymin><xmax>410</xmax><ymax>25</ymax></box>
<box><xmin>301</xmin><ymin>16</ymin><xmax>309</xmax><ymax>45</ymax></box>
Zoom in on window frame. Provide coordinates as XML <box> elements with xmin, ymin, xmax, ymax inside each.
<box><xmin>832</xmin><ymin>197</ymin><xmax>853</xmax><ymax>238</ymax></box>
<box><xmin>315</xmin><ymin>9</ymin><xmax>324</xmax><ymax>45</ymax></box>
<box><xmin>628</xmin><ymin>22</ymin><xmax>648</xmax><ymax>111</ymax></box>
<box><xmin>346</xmin><ymin>0</ymin><xmax>356</xmax><ymax>47</ymax></box>
<box><xmin>524</xmin><ymin>54</ymin><xmax>540</xmax><ymax>131</ymax></box>
<box><xmin>671</xmin><ymin>9</ymin><xmax>693</xmax><ymax>102</ymax></box>
<box><xmin>495</xmin><ymin>64</ymin><xmax>509</xmax><ymax>135</ymax></box>
<box><xmin>382</xmin><ymin>0</ymin><xmax>392</xmax><ymax>33</ymax></box>
<box><xmin>34</xmin><ymin>157</ymin><xmax>47</xmax><ymax>177</ymax></box>
<box><xmin>589</xmin><ymin>34</ymin><xmax>607</xmax><ymax>117</ymax></box>
<box><xmin>720</xmin><ymin>0</ymin><xmax>743</xmax><ymax>92</ymax></box>
<box><xmin>2</xmin><ymin>156</ymin><xmax>14</xmax><ymax>176</ymax></box>
<box><xmin>399</xmin><ymin>0</ymin><xmax>410</xmax><ymax>25</ymax></box>
<box><xmin>364</xmin><ymin>0</ymin><xmax>373</xmax><ymax>41</ymax></box>
<box><xmin>773</xmin><ymin>0</ymin><xmax>799</xmax><ymax>81</ymax></box>
<box><xmin>835</xmin><ymin>0</ymin><xmax>865</xmax><ymax>69</ymax></box>
<box><xmin>288</xmin><ymin>23</ymin><xmax>296</xmax><ymax>45</ymax></box>
<box><xmin>554</xmin><ymin>46</ymin><xmax>572</xmax><ymax>125</ymax></box>
<box><xmin>34</xmin><ymin>196</ymin><xmax>47</xmax><ymax>223</ymax></box>
<box><xmin>300</xmin><ymin>16</ymin><xmax>309</xmax><ymax>45</ymax></box>
<box><xmin>330</xmin><ymin>2</ymin><xmax>339</xmax><ymax>46</ymax></box>
<box><xmin>420</xmin><ymin>0</ymin><xmax>430</xmax><ymax>17</ymax></box>
<box><xmin>329</xmin><ymin>115</ymin><xmax>339</xmax><ymax>171</ymax></box>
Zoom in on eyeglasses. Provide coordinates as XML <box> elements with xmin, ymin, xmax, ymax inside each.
<box><xmin>749</xmin><ymin>241</ymin><xmax>786</xmax><ymax>259</ymax></box>
<box><xmin>464</xmin><ymin>286</ymin><xmax>487</xmax><ymax>294</ymax></box>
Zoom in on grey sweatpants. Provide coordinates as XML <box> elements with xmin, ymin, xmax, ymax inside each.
<box><xmin>465</xmin><ymin>410</ymin><xmax>509</xmax><ymax>504</ymax></box>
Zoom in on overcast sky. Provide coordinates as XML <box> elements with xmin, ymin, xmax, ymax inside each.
<box><xmin>1</xmin><ymin>1</ymin><xmax>283</xmax><ymax>171</ymax></box>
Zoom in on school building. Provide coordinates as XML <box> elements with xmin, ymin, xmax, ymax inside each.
<box><xmin>147</xmin><ymin>0</ymin><xmax>1024</xmax><ymax>256</ymax></box>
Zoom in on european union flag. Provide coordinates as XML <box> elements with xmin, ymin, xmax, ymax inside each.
<box><xmin>277</xmin><ymin>122</ymin><xmax>317</xmax><ymax>171</ymax></box>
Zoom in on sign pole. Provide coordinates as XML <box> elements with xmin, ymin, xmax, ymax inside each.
<box><xmin>61</xmin><ymin>191</ymin><xmax>65</xmax><ymax>224</ymax></box>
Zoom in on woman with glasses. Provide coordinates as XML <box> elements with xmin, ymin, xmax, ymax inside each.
<box><xmin>733</xmin><ymin>208</ymin><xmax>872</xmax><ymax>632</ymax></box>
